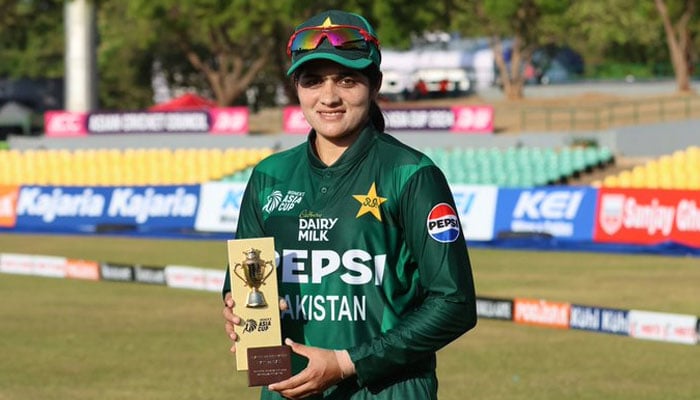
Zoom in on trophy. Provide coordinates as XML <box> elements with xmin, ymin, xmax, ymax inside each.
<box><xmin>227</xmin><ymin>237</ymin><xmax>291</xmax><ymax>387</ymax></box>
<box><xmin>233</xmin><ymin>248</ymin><xmax>274</xmax><ymax>308</ymax></box>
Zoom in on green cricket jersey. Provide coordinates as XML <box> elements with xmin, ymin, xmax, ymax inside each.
<box><xmin>223</xmin><ymin>124</ymin><xmax>477</xmax><ymax>399</ymax></box>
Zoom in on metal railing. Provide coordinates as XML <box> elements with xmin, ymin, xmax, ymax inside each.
<box><xmin>516</xmin><ymin>95</ymin><xmax>700</xmax><ymax>132</ymax></box>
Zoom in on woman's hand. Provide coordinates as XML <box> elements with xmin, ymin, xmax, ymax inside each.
<box><xmin>268</xmin><ymin>338</ymin><xmax>353</xmax><ymax>400</ymax></box>
<box><xmin>222</xmin><ymin>292</ymin><xmax>241</xmax><ymax>353</ymax></box>
<box><xmin>223</xmin><ymin>295</ymin><xmax>289</xmax><ymax>354</ymax></box>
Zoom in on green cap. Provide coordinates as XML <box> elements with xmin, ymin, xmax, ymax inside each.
<box><xmin>286</xmin><ymin>10</ymin><xmax>381</xmax><ymax>76</ymax></box>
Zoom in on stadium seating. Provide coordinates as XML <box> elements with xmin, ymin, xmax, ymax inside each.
<box><xmin>422</xmin><ymin>145</ymin><xmax>614</xmax><ymax>187</ymax></box>
<box><xmin>599</xmin><ymin>145</ymin><xmax>699</xmax><ymax>190</ymax></box>
<box><xmin>0</xmin><ymin>144</ymin><xmax>622</xmax><ymax>188</ymax></box>
<box><xmin>0</xmin><ymin>147</ymin><xmax>273</xmax><ymax>186</ymax></box>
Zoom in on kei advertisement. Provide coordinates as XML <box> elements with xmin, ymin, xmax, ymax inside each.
<box><xmin>492</xmin><ymin>187</ymin><xmax>597</xmax><ymax>241</ymax></box>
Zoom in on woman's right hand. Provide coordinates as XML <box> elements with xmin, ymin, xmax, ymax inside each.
<box><xmin>222</xmin><ymin>292</ymin><xmax>241</xmax><ymax>353</ymax></box>
<box><xmin>223</xmin><ymin>294</ymin><xmax>289</xmax><ymax>354</ymax></box>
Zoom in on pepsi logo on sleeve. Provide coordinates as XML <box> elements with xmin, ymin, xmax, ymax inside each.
<box><xmin>426</xmin><ymin>203</ymin><xmax>461</xmax><ymax>243</ymax></box>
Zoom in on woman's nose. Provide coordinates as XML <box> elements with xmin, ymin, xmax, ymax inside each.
<box><xmin>319</xmin><ymin>81</ymin><xmax>340</xmax><ymax>105</ymax></box>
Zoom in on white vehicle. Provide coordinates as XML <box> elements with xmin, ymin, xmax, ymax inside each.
<box><xmin>411</xmin><ymin>68</ymin><xmax>473</xmax><ymax>95</ymax></box>
<box><xmin>379</xmin><ymin>69</ymin><xmax>414</xmax><ymax>101</ymax></box>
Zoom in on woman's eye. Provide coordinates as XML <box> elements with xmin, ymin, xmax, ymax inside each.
<box><xmin>338</xmin><ymin>77</ymin><xmax>357</xmax><ymax>87</ymax></box>
<box><xmin>300</xmin><ymin>78</ymin><xmax>322</xmax><ymax>87</ymax></box>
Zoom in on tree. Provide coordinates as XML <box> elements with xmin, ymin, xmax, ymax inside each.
<box><xmin>125</xmin><ymin>0</ymin><xmax>293</xmax><ymax>107</ymax></box>
<box><xmin>464</xmin><ymin>0</ymin><xmax>573</xmax><ymax>100</ymax></box>
<box><xmin>565</xmin><ymin>0</ymin><xmax>660</xmax><ymax>69</ymax></box>
<box><xmin>0</xmin><ymin>0</ymin><xmax>64</xmax><ymax>78</ymax></box>
<box><xmin>654</xmin><ymin>0</ymin><xmax>696</xmax><ymax>93</ymax></box>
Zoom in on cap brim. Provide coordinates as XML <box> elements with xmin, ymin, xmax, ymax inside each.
<box><xmin>287</xmin><ymin>52</ymin><xmax>373</xmax><ymax>76</ymax></box>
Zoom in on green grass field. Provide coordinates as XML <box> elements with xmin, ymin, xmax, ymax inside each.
<box><xmin>1</xmin><ymin>233</ymin><xmax>698</xmax><ymax>400</ymax></box>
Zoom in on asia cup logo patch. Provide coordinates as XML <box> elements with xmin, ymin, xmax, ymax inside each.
<box><xmin>427</xmin><ymin>203</ymin><xmax>461</xmax><ymax>243</ymax></box>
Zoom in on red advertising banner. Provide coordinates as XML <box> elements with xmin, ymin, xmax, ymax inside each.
<box><xmin>594</xmin><ymin>188</ymin><xmax>700</xmax><ymax>248</ymax></box>
<box><xmin>283</xmin><ymin>106</ymin><xmax>310</xmax><ymax>134</ymax></box>
<box><xmin>0</xmin><ymin>185</ymin><xmax>19</xmax><ymax>228</ymax></box>
<box><xmin>44</xmin><ymin>111</ymin><xmax>89</xmax><ymax>137</ymax></box>
<box><xmin>208</xmin><ymin>107</ymin><xmax>249</xmax><ymax>135</ymax></box>
<box><xmin>450</xmin><ymin>105</ymin><xmax>494</xmax><ymax>133</ymax></box>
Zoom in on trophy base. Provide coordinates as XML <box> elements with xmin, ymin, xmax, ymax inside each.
<box><xmin>247</xmin><ymin>345</ymin><xmax>292</xmax><ymax>387</ymax></box>
<box><xmin>246</xmin><ymin>291</ymin><xmax>267</xmax><ymax>308</ymax></box>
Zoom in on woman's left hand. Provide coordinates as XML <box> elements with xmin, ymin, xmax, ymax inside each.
<box><xmin>267</xmin><ymin>338</ymin><xmax>344</xmax><ymax>399</ymax></box>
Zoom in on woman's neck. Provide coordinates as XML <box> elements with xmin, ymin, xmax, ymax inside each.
<box><xmin>313</xmin><ymin>134</ymin><xmax>354</xmax><ymax>166</ymax></box>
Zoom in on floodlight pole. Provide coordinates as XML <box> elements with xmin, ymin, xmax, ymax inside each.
<box><xmin>65</xmin><ymin>0</ymin><xmax>98</xmax><ymax>112</ymax></box>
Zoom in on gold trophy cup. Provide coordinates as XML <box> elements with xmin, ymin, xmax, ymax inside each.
<box><xmin>233</xmin><ymin>248</ymin><xmax>274</xmax><ymax>308</ymax></box>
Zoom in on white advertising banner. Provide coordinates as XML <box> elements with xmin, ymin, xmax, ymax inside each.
<box><xmin>0</xmin><ymin>253</ymin><xmax>67</xmax><ymax>278</ymax></box>
<box><xmin>165</xmin><ymin>265</ymin><xmax>207</xmax><ymax>291</ymax></box>
<box><xmin>205</xmin><ymin>268</ymin><xmax>226</xmax><ymax>293</ymax></box>
<box><xmin>450</xmin><ymin>185</ymin><xmax>498</xmax><ymax>241</ymax></box>
<box><xmin>194</xmin><ymin>182</ymin><xmax>247</xmax><ymax>233</ymax></box>
<box><xmin>628</xmin><ymin>310</ymin><xmax>698</xmax><ymax>345</ymax></box>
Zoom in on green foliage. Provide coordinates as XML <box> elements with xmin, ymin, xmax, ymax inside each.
<box><xmin>0</xmin><ymin>0</ymin><xmax>65</xmax><ymax>78</ymax></box>
<box><xmin>588</xmin><ymin>62</ymin><xmax>656</xmax><ymax>80</ymax></box>
<box><xmin>0</xmin><ymin>141</ymin><xmax>9</xmax><ymax>151</ymax></box>
<box><xmin>1</xmin><ymin>0</ymin><xmax>699</xmax><ymax>110</ymax></box>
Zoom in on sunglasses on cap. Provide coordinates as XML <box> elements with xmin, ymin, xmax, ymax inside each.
<box><xmin>286</xmin><ymin>25</ymin><xmax>380</xmax><ymax>56</ymax></box>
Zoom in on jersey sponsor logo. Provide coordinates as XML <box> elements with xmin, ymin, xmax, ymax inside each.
<box><xmin>352</xmin><ymin>182</ymin><xmax>387</xmax><ymax>221</ymax></box>
<box><xmin>427</xmin><ymin>203</ymin><xmax>460</xmax><ymax>243</ymax></box>
<box><xmin>298</xmin><ymin>215</ymin><xmax>338</xmax><ymax>242</ymax></box>
<box><xmin>263</xmin><ymin>190</ymin><xmax>305</xmax><ymax>214</ymax></box>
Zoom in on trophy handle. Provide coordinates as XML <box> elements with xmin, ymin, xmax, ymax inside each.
<box><xmin>233</xmin><ymin>263</ymin><xmax>247</xmax><ymax>282</ymax></box>
<box><xmin>261</xmin><ymin>260</ymin><xmax>274</xmax><ymax>283</ymax></box>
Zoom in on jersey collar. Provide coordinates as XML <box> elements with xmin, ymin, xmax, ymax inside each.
<box><xmin>306</xmin><ymin>123</ymin><xmax>377</xmax><ymax>171</ymax></box>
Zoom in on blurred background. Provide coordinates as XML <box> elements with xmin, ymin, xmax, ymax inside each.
<box><xmin>1</xmin><ymin>0</ymin><xmax>698</xmax><ymax>132</ymax></box>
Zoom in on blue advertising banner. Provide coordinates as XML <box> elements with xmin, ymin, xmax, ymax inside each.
<box><xmin>493</xmin><ymin>187</ymin><xmax>598</xmax><ymax>241</ymax></box>
<box><xmin>14</xmin><ymin>185</ymin><xmax>199</xmax><ymax>233</ymax></box>
<box><xmin>569</xmin><ymin>304</ymin><xmax>630</xmax><ymax>336</ymax></box>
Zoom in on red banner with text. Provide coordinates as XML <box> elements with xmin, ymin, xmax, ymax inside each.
<box><xmin>594</xmin><ymin>188</ymin><xmax>700</xmax><ymax>248</ymax></box>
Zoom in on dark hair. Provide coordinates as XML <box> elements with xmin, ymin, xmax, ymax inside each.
<box><xmin>292</xmin><ymin>63</ymin><xmax>386</xmax><ymax>132</ymax></box>
<box><xmin>363</xmin><ymin>64</ymin><xmax>386</xmax><ymax>132</ymax></box>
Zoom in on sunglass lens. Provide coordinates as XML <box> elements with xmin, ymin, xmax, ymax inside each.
<box><xmin>290</xmin><ymin>27</ymin><xmax>368</xmax><ymax>52</ymax></box>
<box><xmin>325</xmin><ymin>29</ymin><xmax>367</xmax><ymax>49</ymax></box>
<box><xmin>289</xmin><ymin>30</ymin><xmax>323</xmax><ymax>52</ymax></box>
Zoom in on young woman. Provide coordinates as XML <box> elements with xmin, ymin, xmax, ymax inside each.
<box><xmin>223</xmin><ymin>10</ymin><xmax>476</xmax><ymax>400</ymax></box>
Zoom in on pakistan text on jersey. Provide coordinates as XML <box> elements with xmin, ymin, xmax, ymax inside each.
<box><xmin>280</xmin><ymin>294</ymin><xmax>366</xmax><ymax>322</ymax></box>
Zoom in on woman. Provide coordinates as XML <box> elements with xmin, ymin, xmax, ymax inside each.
<box><xmin>223</xmin><ymin>10</ymin><xmax>476</xmax><ymax>400</ymax></box>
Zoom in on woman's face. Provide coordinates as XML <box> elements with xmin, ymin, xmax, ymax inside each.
<box><xmin>296</xmin><ymin>60</ymin><xmax>374</xmax><ymax>144</ymax></box>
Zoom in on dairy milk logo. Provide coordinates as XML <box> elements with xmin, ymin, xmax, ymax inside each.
<box><xmin>426</xmin><ymin>203</ymin><xmax>460</xmax><ymax>243</ymax></box>
<box><xmin>599</xmin><ymin>194</ymin><xmax>625</xmax><ymax>235</ymax></box>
